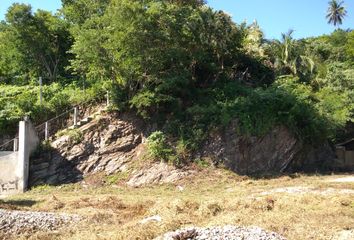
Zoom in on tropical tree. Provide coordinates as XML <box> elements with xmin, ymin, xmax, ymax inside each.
<box><xmin>243</xmin><ymin>20</ymin><xmax>265</xmax><ymax>58</ymax></box>
<box><xmin>266</xmin><ymin>30</ymin><xmax>315</xmax><ymax>80</ymax></box>
<box><xmin>326</xmin><ymin>0</ymin><xmax>347</xmax><ymax>27</ymax></box>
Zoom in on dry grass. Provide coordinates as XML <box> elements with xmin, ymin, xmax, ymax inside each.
<box><xmin>2</xmin><ymin>170</ymin><xmax>354</xmax><ymax>240</ymax></box>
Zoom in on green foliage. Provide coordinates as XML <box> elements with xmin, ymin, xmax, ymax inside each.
<box><xmin>347</xmin><ymin>31</ymin><xmax>354</xmax><ymax>62</ymax></box>
<box><xmin>105</xmin><ymin>172</ymin><xmax>129</xmax><ymax>185</ymax></box>
<box><xmin>146</xmin><ymin>131</ymin><xmax>173</xmax><ymax>161</ymax></box>
<box><xmin>70</xmin><ymin>0</ymin><xmax>272</xmax><ymax>118</ymax></box>
<box><xmin>0</xmin><ymin>82</ymin><xmax>104</xmax><ymax>135</ymax></box>
<box><xmin>62</xmin><ymin>0</ymin><xmax>110</xmax><ymax>26</ymax></box>
<box><xmin>1</xmin><ymin>3</ymin><xmax>73</xmax><ymax>84</ymax></box>
<box><xmin>194</xmin><ymin>158</ymin><xmax>211</xmax><ymax>168</ymax></box>
<box><xmin>1</xmin><ymin>0</ymin><xmax>353</xmax><ymax>159</ymax></box>
<box><xmin>326</xmin><ymin>0</ymin><xmax>347</xmax><ymax>27</ymax></box>
<box><xmin>275</xmin><ymin>77</ymin><xmax>351</xmax><ymax>142</ymax></box>
<box><xmin>67</xmin><ymin>129</ymin><xmax>84</xmax><ymax>146</ymax></box>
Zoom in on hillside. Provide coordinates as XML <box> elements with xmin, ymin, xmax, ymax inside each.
<box><xmin>28</xmin><ymin>110</ymin><xmax>337</xmax><ymax>190</ymax></box>
<box><xmin>0</xmin><ymin>1</ymin><xmax>353</xmax><ymax>153</ymax></box>
<box><xmin>0</xmin><ymin>1</ymin><xmax>354</xmax><ymax>239</ymax></box>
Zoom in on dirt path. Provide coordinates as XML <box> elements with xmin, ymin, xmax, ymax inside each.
<box><xmin>328</xmin><ymin>176</ymin><xmax>354</xmax><ymax>183</ymax></box>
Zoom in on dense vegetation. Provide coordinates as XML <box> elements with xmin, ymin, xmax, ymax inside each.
<box><xmin>0</xmin><ymin>0</ymin><xmax>353</xmax><ymax>157</ymax></box>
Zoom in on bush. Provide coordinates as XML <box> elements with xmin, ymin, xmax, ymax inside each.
<box><xmin>146</xmin><ymin>131</ymin><xmax>173</xmax><ymax>161</ymax></box>
<box><xmin>67</xmin><ymin>129</ymin><xmax>83</xmax><ymax>146</ymax></box>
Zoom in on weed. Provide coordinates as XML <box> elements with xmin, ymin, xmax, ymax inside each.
<box><xmin>67</xmin><ymin>129</ymin><xmax>83</xmax><ymax>145</ymax></box>
<box><xmin>55</xmin><ymin>129</ymin><xmax>83</xmax><ymax>146</ymax></box>
<box><xmin>194</xmin><ymin>158</ymin><xmax>211</xmax><ymax>168</ymax></box>
<box><xmin>105</xmin><ymin>172</ymin><xmax>130</xmax><ymax>185</ymax></box>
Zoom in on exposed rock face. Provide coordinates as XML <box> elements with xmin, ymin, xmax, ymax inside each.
<box><xmin>30</xmin><ymin>113</ymin><xmax>336</xmax><ymax>186</ymax></box>
<box><xmin>29</xmin><ymin>113</ymin><xmax>144</xmax><ymax>186</ymax></box>
<box><xmin>199</xmin><ymin>122</ymin><xmax>335</xmax><ymax>175</ymax></box>
<box><xmin>127</xmin><ymin>162</ymin><xmax>194</xmax><ymax>187</ymax></box>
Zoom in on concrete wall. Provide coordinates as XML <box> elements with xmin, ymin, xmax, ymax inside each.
<box><xmin>0</xmin><ymin>120</ymin><xmax>39</xmax><ymax>195</ymax></box>
<box><xmin>0</xmin><ymin>152</ymin><xmax>19</xmax><ymax>194</ymax></box>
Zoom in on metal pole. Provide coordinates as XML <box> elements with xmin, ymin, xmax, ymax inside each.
<box><xmin>45</xmin><ymin>122</ymin><xmax>49</xmax><ymax>141</ymax></box>
<box><xmin>39</xmin><ymin>77</ymin><xmax>43</xmax><ymax>105</ymax></box>
<box><xmin>74</xmin><ymin>107</ymin><xmax>78</xmax><ymax>127</ymax></box>
<box><xmin>13</xmin><ymin>138</ymin><xmax>18</xmax><ymax>152</ymax></box>
<box><xmin>106</xmin><ymin>91</ymin><xmax>110</xmax><ymax>107</ymax></box>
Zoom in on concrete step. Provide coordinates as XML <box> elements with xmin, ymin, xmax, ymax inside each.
<box><xmin>92</xmin><ymin>108</ymin><xmax>107</xmax><ymax>118</ymax></box>
<box><xmin>78</xmin><ymin>116</ymin><xmax>93</xmax><ymax>126</ymax></box>
<box><xmin>53</xmin><ymin>106</ymin><xmax>109</xmax><ymax>137</ymax></box>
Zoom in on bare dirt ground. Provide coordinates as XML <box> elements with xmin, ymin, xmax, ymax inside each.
<box><xmin>328</xmin><ymin>176</ymin><xmax>354</xmax><ymax>183</ymax></box>
<box><xmin>0</xmin><ymin>170</ymin><xmax>353</xmax><ymax>240</ymax></box>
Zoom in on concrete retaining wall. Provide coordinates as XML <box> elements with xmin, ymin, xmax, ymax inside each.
<box><xmin>0</xmin><ymin>152</ymin><xmax>19</xmax><ymax>194</ymax></box>
<box><xmin>0</xmin><ymin>120</ymin><xmax>39</xmax><ymax>195</ymax></box>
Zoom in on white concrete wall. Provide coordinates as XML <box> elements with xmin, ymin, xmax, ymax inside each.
<box><xmin>0</xmin><ymin>120</ymin><xmax>39</xmax><ymax>195</ymax></box>
<box><xmin>17</xmin><ymin>120</ymin><xmax>39</xmax><ymax>192</ymax></box>
<box><xmin>0</xmin><ymin>152</ymin><xmax>20</xmax><ymax>194</ymax></box>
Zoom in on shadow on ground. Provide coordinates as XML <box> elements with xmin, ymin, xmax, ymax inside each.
<box><xmin>0</xmin><ymin>199</ymin><xmax>39</xmax><ymax>210</ymax></box>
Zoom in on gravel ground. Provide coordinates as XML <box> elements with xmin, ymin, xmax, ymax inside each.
<box><xmin>0</xmin><ymin>209</ymin><xmax>81</xmax><ymax>234</ymax></box>
<box><xmin>155</xmin><ymin>225</ymin><xmax>287</xmax><ymax>240</ymax></box>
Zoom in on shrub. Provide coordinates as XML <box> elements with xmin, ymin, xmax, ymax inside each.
<box><xmin>67</xmin><ymin>129</ymin><xmax>83</xmax><ymax>146</ymax></box>
<box><xmin>146</xmin><ymin>131</ymin><xmax>173</xmax><ymax>161</ymax></box>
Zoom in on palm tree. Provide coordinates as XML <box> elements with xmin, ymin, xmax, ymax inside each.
<box><xmin>326</xmin><ymin>0</ymin><xmax>347</xmax><ymax>27</ymax></box>
<box><xmin>268</xmin><ymin>30</ymin><xmax>315</xmax><ymax>77</ymax></box>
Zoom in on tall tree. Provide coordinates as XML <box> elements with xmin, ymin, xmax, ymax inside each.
<box><xmin>61</xmin><ymin>0</ymin><xmax>110</xmax><ymax>26</ymax></box>
<box><xmin>326</xmin><ymin>0</ymin><xmax>347</xmax><ymax>27</ymax></box>
<box><xmin>70</xmin><ymin>0</ymin><xmax>257</xmax><ymax>116</ymax></box>
<box><xmin>0</xmin><ymin>22</ymin><xmax>26</xmax><ymax>84</ymax></box>
<box><xmin>3</xmin><ymin>3</ymin><xmax>73</xmax><ymax>83</ymax></box>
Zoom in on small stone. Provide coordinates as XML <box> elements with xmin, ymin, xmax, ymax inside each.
<box><xmin>140</xmin><ymin>215</ymin><xmax>162</xmax><ymax>224</ymax></box>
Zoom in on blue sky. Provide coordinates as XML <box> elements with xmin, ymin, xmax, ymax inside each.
<box><xmin>0</xmin><ymin>0</ymin><xmax>353</xmax><ymax>39</ymax></box>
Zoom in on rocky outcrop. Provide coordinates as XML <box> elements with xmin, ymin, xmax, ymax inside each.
<box><xmin>30</xmin><ymin>113</ymin><xmax>336</xmax><ymax>186</ymax></box>
<box><xmin>199</xmin><ymin>122</ymin><xmax>335</xmax><ymax>175</ymax></box>
<box><xmin>29</xmin><ymin>113</ymin><xmax>144</xmax><ymax>186</ymax></box>
<box><xmin>127</xmin><ymin>162</ymin><xmax>194</xmax><ymax>187</ymax></box>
